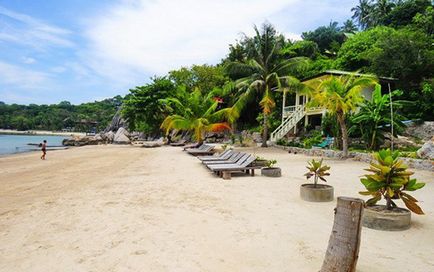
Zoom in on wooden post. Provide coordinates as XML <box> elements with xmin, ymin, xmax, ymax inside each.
<box><xmin>222</xmin><ymin>171</ymin><xmax>231</xmax><ymax>180</ymax></box>
<box><xmin>321</xmin><ymin>197</ymin><xmax>364</xmax><ymax>272</ymax></box>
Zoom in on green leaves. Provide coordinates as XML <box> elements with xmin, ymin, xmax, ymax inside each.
<box><xmin>359</xmin><ymin>149</ymin><xmax>425</xmax><ymax>214</ymax></box>
<box><xmin>304</xmin><ymin>159</ymin><xmax>331</xmax><ymax>186</ymax></box>
<box><xmin>160</xmin><ymin>87</ymin><xmax>232</xmax><ymax>142</ymax></box>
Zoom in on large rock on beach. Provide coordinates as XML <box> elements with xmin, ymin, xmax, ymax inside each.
<box><xmin>62</xmin><ymin>135</ymin><xmax>103</xmax><ymax>146</ymax></box>
<box><xmin>113</xmin><ymin>127</ymin><xmax>131</xmax><ymax>144</ymax></box>
<box><xmin>417</xmin><ymin>138</ymin><xmax>434</xmax><ymax>160</ymax></box>
<box><xmin>101</xmin><ymin>131</ymin><xmax>115</xmax><ymax>143</ymax></box>
<box><xmin>104</xmin><ymin>107</ymin><xmax>128</xmax><ymax>133</ymax></box>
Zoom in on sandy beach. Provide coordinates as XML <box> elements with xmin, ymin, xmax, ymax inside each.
<box><xmin>0</xmin><ymin>145</ymin><xmax>433</xmax><ymax>271</ymax></box>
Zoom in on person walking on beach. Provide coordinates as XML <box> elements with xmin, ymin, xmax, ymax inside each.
<box><xmin>41</xmin><ymin>140</ymin><xmax>47</xmax><ymax>160</ymax></box>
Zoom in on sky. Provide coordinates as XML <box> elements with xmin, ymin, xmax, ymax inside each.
<box><xmin>0</xmin><ymin>0</ymin><xmax>357</xmax><ymax>105</ymax></box>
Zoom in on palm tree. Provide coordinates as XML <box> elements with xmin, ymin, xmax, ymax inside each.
<box><xmin>342</xmin><ymin>19</ymin><xmax>358</xmax><ymax>33</ymax></box>
<box><xmin>226</xmin><ymin>23</ymin><xmax>306</xmax><ymax>147</ymax></box>
<box><xmin>373</xmin><ymin>0</ymin><xmax>394</xmax><ymax>25</ymax></box>
<box><xmin>351</xmin><ymin>0</ymin><xmax>375</xmax><ymax>29</ymax></box>
<box><xmin>305</xmin><ymin>74</ymin><xmax>377</xmax><ymax>157</ymax></box>
<box><xmin>160</xmin><ymin>87</ymin><xmax>232</xmax><ymax>143</ymax></box>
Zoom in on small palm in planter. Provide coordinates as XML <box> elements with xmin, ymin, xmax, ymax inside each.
<box><xmin>261</xmin><ymin>159</ymin><xmax>281</xmax><ymax>177</ymax></box>
<box><xmin>300</xmin><ymin>159</ymin><xmax>333</xmax><ymax>202</ymax></box>
<box><xmin>360</xmin><ymin>149</ymin><xmax>425</xmax><ymax>231</ymax></box>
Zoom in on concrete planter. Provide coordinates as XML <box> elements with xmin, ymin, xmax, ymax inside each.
<box><xmin>363</xmin><ymin>205</ymin><xmax>411</xmax><ymax>231</ymax></box>
<box><xmin>300</xmin><ymin>184</ymin><xmax>334</xmax><ymax>202</ymax></box>
<box><xmin>261</xmin><ymin>167</ymin><xmax>281</xmax><ymax>177</ymax></box>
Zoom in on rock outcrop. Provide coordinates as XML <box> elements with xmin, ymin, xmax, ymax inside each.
<box><xmin>62</xmin><ymin>135</ymin><xmax>104</xmax><ymax>146</ymax></box>
<box><xmin>113</xmin><ymin>127</ymin><xmax>131</xmax><ymax>144</ymax></box>
<box><xmin>104</xmin><ymin>107</ymin><xmax>128</xmax><ymax>133</ymax></box>
<box><xmin>405</xmin><ymin>121</ymin><xmax>434</xmax><ymax>141</ymax></box>
<box><xmin>417</xmin><ymin>137</ymin><xmax>434</xmax><ymax>160</ymax></box>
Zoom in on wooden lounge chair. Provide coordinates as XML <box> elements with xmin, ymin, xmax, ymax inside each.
<box><xmin>208</xmin><ymin>154</ymin><xmax>262</xmax><ymax>179</ymax></box>
<box><xmin>206</xmin><ymin>153</ymin><xmax>250</xmax><ymax>170</ymax></box>
<box><xmin>170</xmin><ymin>139</ymin><xmax>187</xmax><ymax>146</ymax></box>
<box><xmin>202</xmin><ymin>152</ymin><xmax>243</xmax><ymax>165</ymax></box>
<box><xmin>183</xmin><ymin>143</ymin><xmax>202</xmax><ymax>151</ymax></box>
<box><xmin>186</xmin><ymin>145</ymin><xmax>215</xmax><ymax>156</ymax></box>
<box><xmin>198</xmin><ymin>149</ymin><xmax>233</xmax><ymax>161</ymax></box>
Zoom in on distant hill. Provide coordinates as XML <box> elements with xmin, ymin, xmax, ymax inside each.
<box><xmin>0</xmin><ymin>96</ymin><xmax>123</xmax><ymax>132</ymax></box>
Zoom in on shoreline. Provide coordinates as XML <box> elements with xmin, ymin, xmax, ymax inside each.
<box><xmin>0</xmin><ymin>129</ymin><xmax>86</xmax><ymax>137</ymax></box>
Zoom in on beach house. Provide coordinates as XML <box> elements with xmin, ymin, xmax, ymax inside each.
<box><xmin>270</xmin><ymin>70</ymin><xmax>397</xmax><ymax>142</ymax></box>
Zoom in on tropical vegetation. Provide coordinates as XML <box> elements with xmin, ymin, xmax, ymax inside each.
<box><xmin>305</xmin><ymin>75</ymin><xmax>378</xmax><ymax>157</ymax></box>
<box><xmin>160</xmin><ymin>87</ymin><xmax>232</xmax><ymax>143</ymax></box>
<box><xmin>359</xmin><ymin>149</ymin><xmax>425</xmax><ymax>214</ymax></box>
<box><xmin>350</xmin><ymin>85</ymin><xmax>406</xmax><ymax>150</ymax></box>
<box><xmin>0</xmin><ymin>97</ymin><xmax>122</xmax><ymax>131</ymax></box>
<box><xmin>0</xmin><ymin>0</ymin><xmax>432</xmax><ymax>153</ymax></box>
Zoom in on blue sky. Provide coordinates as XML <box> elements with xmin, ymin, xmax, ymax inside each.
<box><xmin>0</xmin><ymin>0</ymin><xmax>356</xmax><ymax>105</ymax></box>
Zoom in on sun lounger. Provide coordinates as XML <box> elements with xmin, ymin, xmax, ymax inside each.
<box><xmin>202</xmin><ymin>152</ymin><xmax>243</xmax><ymax>165</ymax></box>
<box><xmin>198</xmin><ymin>149</ymin><xmax>233</xmax><ymax>161</ymax></box>
<box><xmin>207</xmin><ymin>154</ymin><xmax>262</xmax><ymax>179</ymax></box>
<box><xmin>183</xmin><ymin>143</ymin><xmax>202</xmax><ymax>151</ymax></box>
<box><xmin>170</xmin><ymin>139</ymin><xmax>187</xmax><ymax>146</ymax></box>
<box><xmin>186</xmin><ymin>145</ymin><xmax>215</xmax><ymax>156</ymax></box>
<box><xmin>313</xmin><ymin>137</ymin><xmax>334</xmax><ymax>149</ymax></box>
<box><xmin>206</xmin><ymin>153</ymin><xmax>251</xmax><ymax>170</ymax></box>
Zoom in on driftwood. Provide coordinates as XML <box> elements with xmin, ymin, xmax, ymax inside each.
<box><xmin>321</xmin><ymin>197</ymin><xmax>364</xmax><ymax>272</ymax></box>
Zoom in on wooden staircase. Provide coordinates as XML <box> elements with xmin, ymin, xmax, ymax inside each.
<box><xmin>270</xmin><ymin>105</ymin><xmax>306</xmax><ymax>142</ymax></box>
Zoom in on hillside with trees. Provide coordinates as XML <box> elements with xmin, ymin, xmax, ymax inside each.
<box><xmin>1</xmin><ymin>0</ymin><xmax>432</xmax><ymax>143</ymax></box>
<box><xmin>0</xmin><ymin>96</ymin><xmax>122</xmax><ymax>131</ymax></box>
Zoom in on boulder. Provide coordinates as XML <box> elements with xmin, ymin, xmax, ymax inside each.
<box><xmin>383</xmin><ymin>134</ymin><xmax>419</xmax><ymax>149</ymax></box>
<box><xmin>252</xmin><ymin>132</ymin><xmax>262</xmax><ymax>143</ymax></box>
<box><xmin>113</xmin><ymin>128</ymin><xmax>131</xmax><ymax>144</ymax></box>
<box><xmin>416</xmin><ymin>138</ymin><xmax>434</xmax><ymax>160</ymax></box>
<box><xmin>62</xmin><ymin>136</ymin><xmax>102</xmax><ymax>146</ymax></box>
<box><xmin>103</xmin><ymin>107</ymin><xmax>128</xmax><ymax>133</ymax></box>
<box><xmin>105</xmin><ymin>131</ymin><xmax>115</xmax><ymax>142</ymax></box>
<box><xmin>404</xmin><ymin>121</ymin><xmax>434</xmax><ymax>141</ymax></box>
<box><xmin>93</xmin><ymin>134</ymin><xmax>103</xmax><ymax>141</ymax></box>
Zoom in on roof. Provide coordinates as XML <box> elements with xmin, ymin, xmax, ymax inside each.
<box><xmin>301</xmin><ymin>69</ymin><xmax>398</xmax><ymax>83</ymax></box>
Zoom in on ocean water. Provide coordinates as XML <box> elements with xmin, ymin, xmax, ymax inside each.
<box><xmin>0</xmin><ymin>134</ymin><xmax>68</xmax><ymax>155</ymax></box>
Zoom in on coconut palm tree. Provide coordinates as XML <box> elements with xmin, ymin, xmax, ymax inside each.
<box><xmin>160</xmin><ymin>87</ymin><xmax>232</xmax><ymax>143</ymax></box>
<box><xmin>351</xmin><ymin>0</ymin><xmax>375</xmax><ymax>29</ymax></box>
<box><xmin>306</xmin><ymin>74</ymin><xmax>378</xmax><ymax>157</ymax></box>
<box><xmin>226</xmin><ymin>23</ymin><xmax>307</xmax><ymax>147</ymax></box>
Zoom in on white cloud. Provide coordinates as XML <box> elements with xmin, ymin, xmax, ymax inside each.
<box><xmin>82</xmin><ymin>0</ymin><xmax>299</xmax><ymax>82</ymax></box>
<box><xmin>0</xmin><ymin>61</ymin><xmax>50</xmax><ymax>88</ymax></box>
<box><xmin>0</xmin><ymin>6</ymin><xmax>74</xmax><ymax>49</ymax></box>
<box><xmin>21</xmin><ymin>57</ymin><xmax>36</xmax><ymax>64</ymax></box>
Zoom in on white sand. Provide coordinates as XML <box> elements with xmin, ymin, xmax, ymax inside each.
<box><xmin>0</xmin><ymin>145</ymin><xmax>433</xmax><ymax>271</ymax></box>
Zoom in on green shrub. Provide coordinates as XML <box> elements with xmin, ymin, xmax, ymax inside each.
<box><xmin>359</xmin><ymin>149</ymin><xmax>425</xmax><ymax>214</ymax></box>
<box><xmin>303</xmin><ymin>131</ymin><xmax>323</xmax><ymax>148</ymax></box>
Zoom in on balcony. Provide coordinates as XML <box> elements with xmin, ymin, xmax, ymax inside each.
<box><xmin>283</xmin><ymin>105</ymin><xmax>324</xmax><ymax>118</ymax></box>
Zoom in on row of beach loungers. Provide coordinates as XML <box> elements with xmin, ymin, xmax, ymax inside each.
<box><xmin>183</xmin><ymin>144</ymin><xmax>261</xmax><ymax>179</ymax></box>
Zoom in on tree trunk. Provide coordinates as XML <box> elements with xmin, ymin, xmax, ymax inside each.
<box><xmin>261</xmin><ymin>113</ymin><xmax>268</xmax><ymax>147</ymax></box>
<box><xmin>321</xmin><ymin>197</ymin><xmax>364</xmax><ymax>272</ymax></box>
<box><xmin>337</xmin><ymin>114</ymin><xmax>348</xmax><ymax>157</ymax></box>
